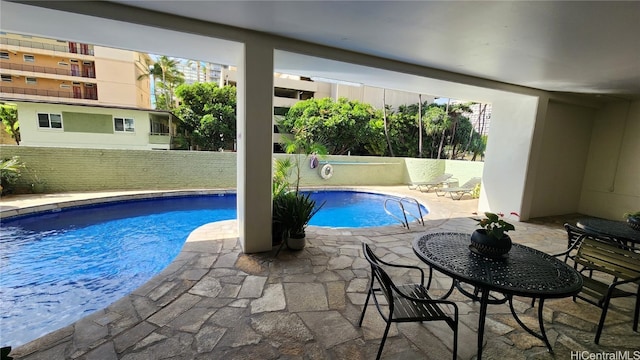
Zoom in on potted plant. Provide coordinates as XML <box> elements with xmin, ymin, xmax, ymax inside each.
<box><xmin>624</xmin><ymin>211</ymin><xmax>640</xmax><ymax>231</ymax></box>
<box><xmin>272</xmin><ymin>157</ymin><xmax>294</xmax><ymax>246</ymax></box>
<box><xmin>273</xmin><ymin>191</ymin><xmax>324</xmax><ymax>250</ymax></box>
<box><xmin>271</xmin><ymin>129</ymin><xmax>327</xmax><ymax>249</ymax></box>
<box><xmin>470</xmin><ymin>212</ymin><xmax>519</xmax><ymax>259</ymax></box>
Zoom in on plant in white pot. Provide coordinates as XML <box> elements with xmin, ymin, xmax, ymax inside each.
<box><xmin>273</xmin><ymin>191</ymin><xmax>324</xmax><ymax>250</ymax></box>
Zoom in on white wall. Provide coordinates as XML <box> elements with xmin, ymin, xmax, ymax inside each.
<box><xmin>579</xmin><ymin>100</ymin><xmax>640</xmax><ymax>219</ymax></box>
<box><xmin>478</xmin><ymin>92</ymin><xmax>540</xmax><ymax>219</ymax></box>
<box><xmin>528</xmin><ymin>101</ymin><xmax>595</xmax><ymax>217</ymax></box>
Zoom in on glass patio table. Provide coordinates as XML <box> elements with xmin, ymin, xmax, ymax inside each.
<box><xmin>413</xmin><ymin>232</ymin><xmax>583</xmax><ymax>360</ymax></box>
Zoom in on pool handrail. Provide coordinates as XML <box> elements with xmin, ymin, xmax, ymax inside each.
<box><xmin>383</xmin><ymin>197</ymin><xmax>425</xmax><ymax>229</ymax></box>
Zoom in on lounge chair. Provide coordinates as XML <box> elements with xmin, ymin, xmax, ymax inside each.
<box><xmin>435</xmin><ymin>177</ymin><xmax>481</xmax><ymax>200</ymax></box>
<box><xmin>407</xmin><ymin>173</ymin><xmax>454</xmax><ymax>192</ymax></box>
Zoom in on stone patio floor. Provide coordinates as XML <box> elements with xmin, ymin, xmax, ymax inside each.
<box><xmin>2</xmin><ymin>186</ymin><xmax>639</xmax><ymax>359</ymax></box>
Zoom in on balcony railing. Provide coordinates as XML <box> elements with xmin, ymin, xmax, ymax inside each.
<box><xmin>0</xmin><ymin>62</ymin><xmax>96</xmax><ymax>78</ymax></box>
<box><xmin>0</xmin><ymin>38</ymin><xmax>95</xmax><ymax>55</ymax></box>
<box><xmin>149</xmin><ymin>133</ymin><xmax>172</xmax><ymax>145</ymax></box>
<box><xmin>0</xmin><ymin>86</ymin><xmax>98</xmax><ymax>100</ymax></box>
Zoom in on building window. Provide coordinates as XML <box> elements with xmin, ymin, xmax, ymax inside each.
<box><xmin>0</xmin><ymin>51</ymin><xmax>9</xmax><ymax>59</ymax></box>
<box><xmin>37</xmin><ymin>113</ymin><xmax>63</xmax><ymax>129</ymax></box>
<box><xmin>114</xmin><ymin>117</ymin><xmax>135</xmax><ymax>132</ymax></box>
<box><xmin>1</xmin><ymin>75</ymin><xmax>12</xmax><ymax>82</ymax></box>
<box><xmin>25</xmin><ymin>77</ymin><xmax>37</xmax><ymax>85</ymax></box>
<box><xmin>23</xmin><ymin>54</ymin><xmax>35</xmax><ymax>62</ymax></box>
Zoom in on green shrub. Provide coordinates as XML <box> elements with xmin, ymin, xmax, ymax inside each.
<box><xmin>0</xmin><ymin>156</ymin><xmax>24</xmax><ymax>195</ymax></box>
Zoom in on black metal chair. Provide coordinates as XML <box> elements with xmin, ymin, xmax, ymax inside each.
<box><xmin>564</xmin><ymin>223</ymin><xmax>587</xmax><ymax>249</ymax></box>
<box><xmin>550</xmin><ymin>236</ymin><xmax>640</xmax><ymax>344</ymax></box>
<box><xmin>358</xmin><ymin>243</ymin><xmax>458</xmax><ymax>360</ymax></box>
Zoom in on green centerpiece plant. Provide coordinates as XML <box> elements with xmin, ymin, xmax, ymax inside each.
<box><xmin>470</xmin><ymin>211</ymin><xmax>519</xmax><ymax>259</ymax></box>
<box><xmin>624</xmin><ymin>211</ymin><xmax>640</xmax><ymax>231</ymax></box>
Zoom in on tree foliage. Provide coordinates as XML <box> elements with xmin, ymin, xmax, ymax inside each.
<box><xmin>175</xmin><ymin>82</ymin><xmax>236</xmax><ymax>151</ymax></box>
<box><xmin>386</xmin><ymin>103</ymin><xmax>424</xmax><ymax>157</ymax></box>
<box><xmin>138</xmin><ymin>55</ymin><xmax>185</xmax><ymax>110</ymax></box>
<box><xmin>279</xmin><ymin>97</ymin><xmax>385</xmax><ymax>155</ymax></box>
<box><xmin>383</xmin><ymin>102</ymin><xmax>485</xmax><ymax>159</ymax></box>
<box><xmin>277</xmin><ymin>97</ymin><xmax>485</xmax><ymax>160</ymax></box>
<box><xmin>0</xmin><ymin>104</ymin><xmax>20</xmax><ymax>145</ymax></box>
<box><xmin>170</xmin><ymin>80</ymin><xmax>486</xmax><ymax>160</ymax></box>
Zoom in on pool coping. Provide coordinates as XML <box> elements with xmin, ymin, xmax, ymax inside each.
<box><xmin>0</xmin><ymin>186</ymin><xmax>434</xmax><ymax>223</ymax></box>
<box><xmin>0</xmin><ymin>189</ymin><xmax>235</xmax><ymax>220</ymax></box>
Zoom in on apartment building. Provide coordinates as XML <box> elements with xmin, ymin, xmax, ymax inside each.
<box><xmin>0</xmin><ymin>32</ymin><xmax>152</xmax><ymax>108</ymax></box>
<box><xmin>177</xmin><ymin>60</ymin><xmax>224</xmax><ymax>85</ymax></box>
<box><xmin>0</xmin><ymin>32</ymin><xmax>177</xmax><ymax>149</ymax></box>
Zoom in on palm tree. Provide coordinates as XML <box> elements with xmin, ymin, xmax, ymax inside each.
<box><xmin>381</xmin><ymin>89</ymin><xmax>394</xmax><ymax>156</ymax></box>
<box><xmin>418</xmin><ymin>94</ymin><xmax>423</xmax><ymax>157</ymax></box>
<box><xmin>423</xmin><ymin>105</ymin><xmax>449</xmax><ymax>159</ymax></box>
<box><xmin>445</xmin><ymin>102</ymin><xmax>472</xmax><ymax>159</ymax></box>
<box><xmin>138</xmin><ymin>56</ymin><xmax>184</xmax><ymax>110</ymax></box>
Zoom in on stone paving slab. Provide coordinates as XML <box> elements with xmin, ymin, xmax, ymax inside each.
<box><xmin>4</xmin><ymin>187</ymin><xmax>640</xmax><ymax>359</ymax></box>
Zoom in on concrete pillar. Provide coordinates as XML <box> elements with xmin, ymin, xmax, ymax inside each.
<box><xmin>478</xmin><ymin>93</ymin><xmax>540</xmax><ymax>220</ymax></box>
<box><xmin>236</xmin><ymin>38</ymin><xmax>274</xmax><ymax>253</ymax></box>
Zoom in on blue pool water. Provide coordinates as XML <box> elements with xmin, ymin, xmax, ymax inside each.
<box><xmin>308</xmin><ymin>191</ymin><xmax>427</xmax><ymax>227</ymax></box>
<box><xmin>0</xmin><ymin>191</ymin><xmax>427</xmax><ymax>347</ymax></box>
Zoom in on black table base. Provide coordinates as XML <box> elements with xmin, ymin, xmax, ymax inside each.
<box><xmin>414</xmin><ymin>232</ymin><xmax>582</xmax><ymax>360</ymax></box>
<box><xmin>446</xmin><ymin>281</ymin><xmax>553</xmax><ymax>354</ymax></box>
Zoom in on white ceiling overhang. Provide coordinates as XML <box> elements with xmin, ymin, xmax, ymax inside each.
<box><xmin>2</xmin><ymin>1</ymin><xmax>637</xmax><ymax>102</ymax></box>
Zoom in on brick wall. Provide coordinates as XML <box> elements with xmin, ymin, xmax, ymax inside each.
<box><xmin>1</xmin><ymin>146</ymin><xmax>237</xmax><ymax>192</ymax></box>
<box><xmin>1</xmin><ymin>145</ymin><xmax>483</xmax><ymax>193</ymax></box>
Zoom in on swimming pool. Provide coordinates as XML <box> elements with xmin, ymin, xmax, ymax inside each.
<box><xmin>0</xmin><ymin>190</ymin><xmax>427</xmax><ymax>347</ymax></box>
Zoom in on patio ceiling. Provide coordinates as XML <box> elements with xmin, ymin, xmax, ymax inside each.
<box><xmin>4</xmin><ymin>1</ymin><xmax>639</xmax><ymax>102</ymax></box>
<box><xmin>108</xmin><ymin>0</ymin><xmax>640</xmax><ymax>98</ymax></box>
